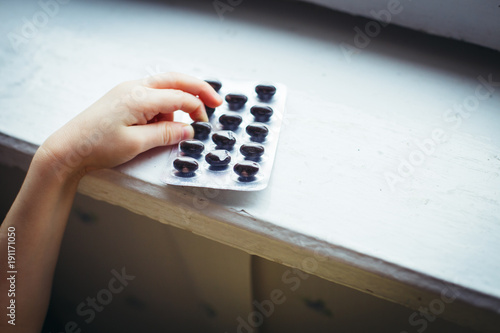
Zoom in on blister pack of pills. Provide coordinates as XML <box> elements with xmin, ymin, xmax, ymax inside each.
<box><xmin>163</xmin><ymin>79</ymin><xmax>287</xmax><ymax>191</ymax></box>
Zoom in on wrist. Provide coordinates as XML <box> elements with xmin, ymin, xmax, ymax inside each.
<box><xmin>34</xmin><ymin>143</ymin><xmax>87</xmax><ymax>186</ymax></box>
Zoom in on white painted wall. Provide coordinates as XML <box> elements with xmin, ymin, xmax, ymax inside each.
<box><xmin>300</xmin><ymin>0</ymin><xmax>500</xmax><ymax>52</ymax></box>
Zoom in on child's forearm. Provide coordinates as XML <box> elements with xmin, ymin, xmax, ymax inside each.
<box><xmin>0</xmin><ymin>72</ymin><xmax>221</xmax><ymax>332</ymax></box>
<box><xmin>0</xmin><ymin>147</ymin><xmax>82</xmax><ymax>332</ymax></box>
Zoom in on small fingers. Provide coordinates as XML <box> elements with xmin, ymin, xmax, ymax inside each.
<box><xmin>156</xmin><ymin>113</ymin><xmax>174</xmax><ymax>122</ymax></box>
<box><xmin>144</xmin><ymin>88</ymin><xmax>208</xmax><ymax>122</ymax></box>
<box><xmin>147</xmin><ymin>113</ymin><xmax>174</xmax><ymax>124</ymax></box>
<box><xmin>127</xmin><ymin>121</ymin><xmax>194</xmax><ymax>152</ymax></box>
<box><xmin>144</xmin><ymin>72</ymin><xmax>223</xmax><ymax>108</ymax></box>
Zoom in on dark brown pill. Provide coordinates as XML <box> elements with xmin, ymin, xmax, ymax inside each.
<box><xmin>205</xmin><ymin>79</ymin><xmax>222</xmax><ymax>92</ymax></box>
<box><xmin>255</xmin><ymin>84</ymin><xmax>276</xmax><ymax>101</ymax></box>
<box><xmin>246</xmin><ymin>124</ymin><xmax>269</xmax><ymax>142</ymax></box>
<box><xmin>205</xmin><ymin>105</ymin><xmax>216</xmax><ymax>118</ymax></box>
<box><xmin>250</xmin><ymin>106</ymin><xmax>274</xmax><ymax>122</ymax></box>
<box><xmin>212</xmin><ymin>131</ymin><xmax>236</xmax><ymax>150</ymax></box>
<box><xmin>234</xmin><ymin>161</ymin><xmax>259</xmax><ymax>178</ymax></box>
<box><xmin>240</xmin><ymin>143</ymin><xmax>265</xmax><ymax>159</ymax></box>
<box><xmin>205</xmin><ymin>150</ymin><xmax>231</xmax><ymax>167</ymax></box>
<box><xmin>225</xmin><ymin>94</ymin><xmax>248</xmax><ymax>110</ymax></box>
<box><xmin>173</xmin><ymin>157</ymin><xmax>199</xmax><ymax>174</ymax></box>
<box><xmin>191</xmin><ymin>122</ymin><xmax>212</xmax><ymax>140</ymax></box>
<box><xmin>179</xmin><ymin>140</ymin><xmax>204</xmax><ymax>156</ymax></box>
<box><xmin>219</xmin><ymin>114</ymin><xmax>243</xmax><ymax>130</ymax></box>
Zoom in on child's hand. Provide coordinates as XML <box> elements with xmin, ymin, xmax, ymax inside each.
<box><xmin>39</xmin><ymin>72</ymin><xmax>222</xmax><ymax>180</ymax></box>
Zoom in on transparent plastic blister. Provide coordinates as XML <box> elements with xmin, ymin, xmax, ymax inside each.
<box><xmin>163</xmin><ymin>79</ymin><xmax>287</xmax><ymax>191</ymax></box>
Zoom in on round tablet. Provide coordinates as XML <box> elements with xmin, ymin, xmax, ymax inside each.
<box><xmin>191</xmin><ymin>122</ymin><xmax>212</xmax><ymax>140</ymax></box>
<box><xmin>219</xmin><ymin>114</ymin><xmax>243</xmax><ymax>130</ymax></box>
<box><xmin>205</xmin><ymin>105</ymin><xmax>216</xmax><ymax>118</ymax></box>
<box><xmin>173</xmin><ymin>157</ymin><xmax>199</xmax><ymax>174</ymax></box>
<box><xmin>234</xmin><ymin>161</ymin><xmax>260</xmax><ymax>178</ymax></box>
<box><xmin>250</xmin><ymin>106</ymin><xmax>274</xmax><ymax>122</ymax></box>
<box><xmin>179</xmin><ymin>140</ymin><xmax>204</xmax><ymax>156</ymax></box>
<box><xmin>212</xmin><ymin>131</ymin><xmax>236</xmax><ymax>150</ymax></box>
<box><xmin>225</xmin><ymin>94</ymin><xmax>248</xmax><ymax>110</ymax></box>
<box><xmin>240</xmin><ymin>143</ymin><xmax>265</xmax><ymax>159</ymax></box>
<box><xmin>205</xmin><ymin>79</ymin><xmax>222</xmax><ymax>92</ymax></box>
<box><xmin>246</xmin><ymin>124</ymin><xmax>269</xmax><ymax>142</ymax></box>
<box><xmin>205</xmin><ymin>150</ymin><xmax>231</xmax><ymax>167</ymax></box>
<box><xmin>255</xmin><ymin>85</ymin><xmax>276</xmax><ymax>101</ymax></box>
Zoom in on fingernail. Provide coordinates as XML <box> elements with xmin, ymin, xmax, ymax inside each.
<box><xmin>182</xmin><ymin>124</ymin><xmax>194</xmax><ymax>140</ymax></box>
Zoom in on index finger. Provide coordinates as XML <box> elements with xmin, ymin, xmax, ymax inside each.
<box><xmin>144</xmin><ymin>72</ymin><xmax>223</xmax><ymax>108</ymax></box>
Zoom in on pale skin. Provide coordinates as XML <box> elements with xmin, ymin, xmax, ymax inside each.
<box><xmin>0</xmin><ymin>72</ymin><xmax>223</xmax><ymax>332</ymax></box>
